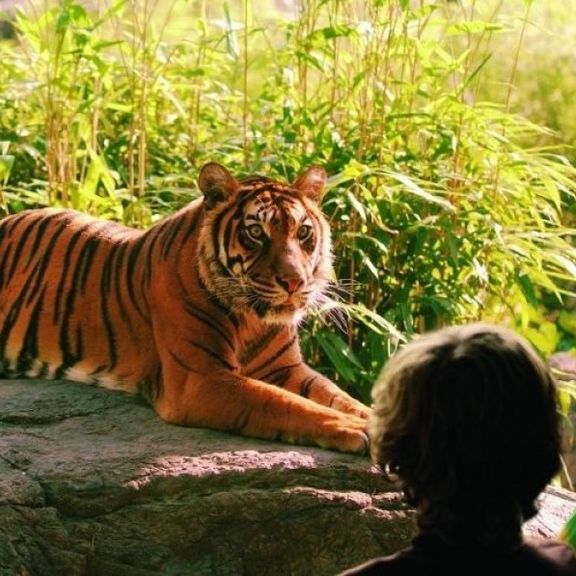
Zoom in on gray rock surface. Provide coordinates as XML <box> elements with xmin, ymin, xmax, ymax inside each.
<box><xmin>0</xmin><ymin>379</ymin><xmax>574</xmax><ymax>576</ymax></box>
<box><xmin>0</xmin><ymin>379</ymin><xmax>412</xmax><ymax>576</ymax></box>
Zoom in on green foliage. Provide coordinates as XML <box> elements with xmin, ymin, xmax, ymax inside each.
<box><xmin>1</xmin><ymin>0</ymin><xmax>576</xmax><ymax>404</ymax></box>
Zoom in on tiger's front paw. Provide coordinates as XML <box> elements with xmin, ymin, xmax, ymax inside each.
<box><xmin>319</xmin><ymin>415</ymin><xmax>370</xmax><ymax>455</ymax></box>
<box><xmin>330</xmin><ymin>395</ymin><xmax>372</xmax><ymax>420</ymax></box>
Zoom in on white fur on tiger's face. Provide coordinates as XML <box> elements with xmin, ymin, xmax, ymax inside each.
<box><xmin>197</xmin><ymin>165</ymin><xmax>333</xmax><ymax>325</ymax></box>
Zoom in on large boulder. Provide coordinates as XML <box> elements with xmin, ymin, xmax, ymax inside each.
<box><xmin>0</xmin><ymin>379</ymin><xmax>411</xmax><ymax>575</ymax></box>
<box><xmin>0</xmin><ymin>379</ymin><xmax>573</xmax><ymax>575</ymax></box>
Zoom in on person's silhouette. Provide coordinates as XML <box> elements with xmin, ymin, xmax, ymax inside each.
<box><xmin>340</xmin><ymin>323</ymin><xmax>576</xmax><ymax>575</ymax></box>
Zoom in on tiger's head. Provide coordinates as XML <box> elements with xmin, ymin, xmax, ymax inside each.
<box><xmin>197</xmin><ymin>162</ymin><xmax>333</xmax><ymax>325</ymax></box>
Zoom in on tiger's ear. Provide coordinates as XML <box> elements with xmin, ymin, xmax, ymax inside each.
<box><xmin>199</xmin><ymin>163</ymin><xmax>239</xmax><ymax>208</ymax></box>
<box><xmin>292</xmin><ymin>166</ymin><xmax>327</xmax><ymax>203</ymax></box>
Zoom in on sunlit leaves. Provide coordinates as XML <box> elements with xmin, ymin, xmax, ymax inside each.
<box><xmin>0</xmin><ymin>0</ymin><xmax>575</xmax><ymax>400</ymax></box>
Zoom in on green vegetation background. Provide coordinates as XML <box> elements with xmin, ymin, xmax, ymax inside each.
<box><xmin>1</xmin><ymin>0</ymin><xmax>576</xmax><ymax>414</ymax></box>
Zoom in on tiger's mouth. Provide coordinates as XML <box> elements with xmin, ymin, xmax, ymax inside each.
<box><xmin>258</xmin><ymin>297</ymin><xmax>302</xmax><ymax>312</ymax></box>
<box><xmin>271</xmin><ymin>300</ymin><xmax>299</xmax><ymax>314</ymax></box>
<box><xmin>248</xmin><ymin>291</ymin><xmax>308</xmax><ymax>320</ymax></box>
<box><xmin>269</xmin><ymin>288</ymin><xmax>312</xmax><ymax>310</ymax></box>
<box><xmin>220</xmin><ymin>275</ymin><xmax>319</xmax><ymax>322</ymax></box>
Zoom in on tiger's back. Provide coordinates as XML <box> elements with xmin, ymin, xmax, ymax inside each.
<box><xmin>0</xmin><ymin>207</ymin><xmax>158</xmax><ymax>387</ymax></box>
<box><xmin>0</xmin><ymin>164</ymin><xmax>370</xmax><ymax>454</ymax></box>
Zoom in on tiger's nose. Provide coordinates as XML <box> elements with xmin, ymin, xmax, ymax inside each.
<box><xmin>277</xmin><ymin>275</ymin><xmax>304</xmax><ymax>295</ymax></box>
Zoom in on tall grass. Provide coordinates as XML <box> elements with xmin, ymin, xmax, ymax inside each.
<box><xmin>0</xmin><ymin>0</ymin><xmax>576</xmax><ymax>404</ymax></box>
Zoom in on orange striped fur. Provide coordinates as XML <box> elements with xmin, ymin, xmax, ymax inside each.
<box><xmin>0</xmin><ymin>163</ymin><xmax>369</xmax><ymax>453</ymax></box>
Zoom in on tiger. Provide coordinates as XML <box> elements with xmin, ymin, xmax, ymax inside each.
<box><xmin>0</xmin><ymin>162</ymin><xmax>370</xmax><ymax>453</ymax></box>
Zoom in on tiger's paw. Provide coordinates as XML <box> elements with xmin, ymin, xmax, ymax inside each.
<box><xmin>330</xmin><ymin>395</ymin><xmax>372</xmax><ymax>420</ymax></box>
<box><xmin>318</xmin><ymin>415</ymin><xmax>370</xmax><ymax>455</ymax></box>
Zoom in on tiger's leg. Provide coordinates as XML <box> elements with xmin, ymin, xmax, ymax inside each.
<box><xmin>275</xmin><ymin>365</ymin><xmax>371</xmax><ymax>420</ymax></box>
<box><xmin>154</xmin><ymin>372</ymin><xmax>369</xmax><ymax>454</ymax></box>
<box><xmin>240</xmin><ymin>326</ymin><xmax>370</xmax><ymax>420</ymax></box>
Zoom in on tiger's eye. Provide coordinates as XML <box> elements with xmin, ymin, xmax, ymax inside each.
<box><xmin>297</xmin><ymin>224</ymin><xmax>313</xmax><ymax>242</ymax></box>
<box><xmin>246</xmin><ymin>223</ymin><xmax>264</xmax><ymax>241</ymax></box>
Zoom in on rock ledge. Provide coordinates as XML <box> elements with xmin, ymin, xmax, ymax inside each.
<box><xmin>0</xmin><ymin>379</ymin><xmax>573</xmax><ymax>575</ymax></box>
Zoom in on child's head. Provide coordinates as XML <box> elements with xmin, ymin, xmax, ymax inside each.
<box><xmin>370</xmin><ymin>323</ymin><xmax>561</xmax><ymax>525</ymax></box>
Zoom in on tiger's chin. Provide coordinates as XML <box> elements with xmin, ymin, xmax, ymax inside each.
<box><xmin>264</xmin><ymin>304</ymin><xmax>306</xmax><ymax>326</ymax></box>
<box><xmin>243</xmin><ymin>297</ymin><xmax>308</xmax><ymax>326</ymax></box>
